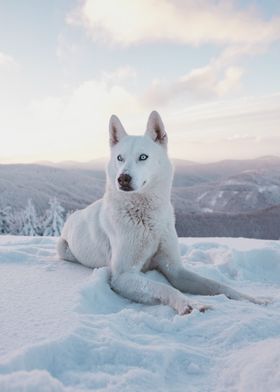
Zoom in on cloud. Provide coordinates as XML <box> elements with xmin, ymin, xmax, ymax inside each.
<box><xmin>65</xmin><ymin>1</ymin><xmax>279</xmax><ymax>106</ymax></box>
<box><xmin>56</xmin><ymin>34</ymin><xmax>79</xmax><ymax>62</ymax></box>
<box><xmin>67</xmin><ymin>0</ymin><xmax>280</xmax><ymax>47</ymax></box>
<box><xmin>144</xmin><ymin>52</ymin><xmax>244</xmax><ymax>105</ymax></box>
<box><xmin>0</xmin><ymin>74</ymin><xmax>145</xmax><ymax>163</ymax></box>
<box><xmin>0</xmin><ymin>52</ymin><xmax>18</xmax><ymax>69</ymax></box>
<box><xmin>166</xmin><ymin>93</ymin><xmax>280</xmax><ymax>149</ymax></box>
<box><xmin>169</xmin><ymin>92</ymin><xmax>280</xmax><ymax>125</ymax></box>
<box><xmin>1</xmin><ymin>71</ymin><xmax>279</xmax><ymax>163</ymax></box>
<box><xmin>165</xmin><ymin>93</ymin><xmax>280</xmax><ymax>161</ymax></box>
<box><xmin>101</xmin><ymin>66</ymin><xmax>137</xmax><ymax>85</ymax></box>
<box><xmin>144</xmin><ymin>35</ymin><xmax>274</xmax><ymax>106</ymax></box>
<box><xmin>224</xmin><ymin>133</ymin><xmax>256</xmax><ymax>142</ymax></box>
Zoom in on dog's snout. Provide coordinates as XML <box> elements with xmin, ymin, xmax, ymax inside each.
<box><xmin>118</xmin><ymin>173</ymin><xmax>132</xmax><ymax>187</ymax></box>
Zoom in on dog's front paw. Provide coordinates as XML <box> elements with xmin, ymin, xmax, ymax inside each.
<box><xmin>177</xmin><ymin>300</ymin><xmax>213</xmax><ymax>315</ymax></box>
<box><xmin>178</xmin><ymin>303</ymin><xmax>193</xmax><ymax>315</ymax></box>
<box><xmin>192</xmin><ymin>303</ymin><xmax>213</xmax><ymax>313</ymax></box>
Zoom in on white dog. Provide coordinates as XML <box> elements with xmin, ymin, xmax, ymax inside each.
<box><xmin>57</xmin><ymin>111</ymin><xmax>265</xmax><ymax>314</ymax></box>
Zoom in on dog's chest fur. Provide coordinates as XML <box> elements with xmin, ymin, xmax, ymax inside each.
<box><xmin>104</xmin><ymin>191</ymin><xmax>166</xmax><ymax>237</ymax></box>
<box><xmin>121</xmin><ymin>197</ymin><xmax>157</xmax><ymax>230</ymax></box>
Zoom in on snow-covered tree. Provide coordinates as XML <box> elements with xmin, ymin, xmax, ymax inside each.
<box><xmin>10</xmin><ymin>211</ymin><xmax>24</xmax><ymax>235</ymax></box>
<box><xmin>43</xmin><ymin>198</ymin><xmax>65</xmax><ymax>236</ymax></box>
<box><xmin>21</xmin><ymin>199</ymin><xmax>40</xmax><ymax>236</ymax></box>
<box><xmin>0</xmin><ymin>207</ymin><xmax>12</xmax><ymax>234</ymax></box>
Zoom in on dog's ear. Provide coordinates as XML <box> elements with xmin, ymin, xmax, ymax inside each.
<box><xmin>109</xmin><ymin>115</ymin><xmax>127</xmax><ymax>147</ymax></box>
<box><xmin>145</xmin><ymin>111</ymin><xmax>167</xmax><ymax>147</ymax></box>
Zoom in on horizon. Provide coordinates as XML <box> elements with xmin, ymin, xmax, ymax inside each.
<box><xmin>1</xmin><ymin>154</ymin><xmax>280</xmax><ymax>167</ymax></box>
<box><xmin>1</xmin><ymin>1</ymin><xmax>280</xmax><ymax>163</ymax></box>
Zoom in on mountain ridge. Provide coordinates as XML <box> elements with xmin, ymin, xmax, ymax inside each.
<box><xmin>1</xmin><ymin>157</ymin><xmax>280</xmax><ymax>239</ymax></box>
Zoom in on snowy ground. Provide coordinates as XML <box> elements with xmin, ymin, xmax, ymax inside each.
<box><xmin>0</xmin><ymin>236</ymin><xmax>280</xmax><ymax>392</ymax></box>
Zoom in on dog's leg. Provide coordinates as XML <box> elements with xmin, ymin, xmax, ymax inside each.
<box><xmin>156</xmin><ymin>231</ymin><xmax>266</xmax><ymax>305</ymax></box>
<box><xmin>56</xmin><ymin>237</ymin><xmax>78</xmax><ymax>263</ymax></box>
<box><xmin>110</xmin><ymin>271</ymin><xmax>211</xmax><ymax>314</ymax></box>
<box><xmin>159</xmin><ymin>263</ymin><xmax>265</xmax><ymax>303</ymax></box>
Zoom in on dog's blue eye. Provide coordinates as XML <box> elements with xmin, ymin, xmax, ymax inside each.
<box><xmin>139</xmin><ymin>154</ymin><xmax>148</xmax><ymax>161</ymax></box>
<box><xmin>117</xmin><ymin>154</ymin><xmax>124</xmax><ymax>162</ymax></box>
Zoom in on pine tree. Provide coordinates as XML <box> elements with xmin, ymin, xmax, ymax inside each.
<box><xmin>43</xmin><ymin>197</ymin><xmax>65</xmax><ymax>236</ymax></box>
<box><xmin>0</xmin><ymin>207</ymin><xmax>12</xmax><ymax>234</ymax></box>
<box><xmin>9</xmin><ymin>211</ymin><xmax>24</xmax><ymax>235</ymax></box>
<box><xmin>21</xmin><ymin>199</ymin><xmax>40</xmax><ymax>236</ymax></box>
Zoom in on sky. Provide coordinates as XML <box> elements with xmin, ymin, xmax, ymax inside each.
<box><xmin>0</xmin><ymin>0</ymin><xmax>280</xmax><ymax>163</ymax></box>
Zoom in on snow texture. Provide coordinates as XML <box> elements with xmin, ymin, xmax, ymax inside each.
<box><xmin>0</xmin><ymin>236</ymin><xmax>280</xmax><ymax>391</ymax></box>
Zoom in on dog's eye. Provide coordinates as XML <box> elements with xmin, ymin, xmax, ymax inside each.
<box><xmin>139</xmin><ymin>154</ymin><xmax>148</xmax><ymax>161</ymax></box>
<box><xmin>117</xmin><ymin>154</ymin><xmax>124</xmax><ymax>162</ymax></box>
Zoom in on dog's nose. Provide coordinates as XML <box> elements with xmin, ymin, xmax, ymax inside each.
<box><xmin>118</xmin><ymin>173</ymin><xmax>132</xmax><ymax>187</ymax></box>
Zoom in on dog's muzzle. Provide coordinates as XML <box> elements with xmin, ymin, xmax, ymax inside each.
<box><xmin>118</xmin><ymin>173</ymin><xmax>133</xmax><ymax>191</ymax></box>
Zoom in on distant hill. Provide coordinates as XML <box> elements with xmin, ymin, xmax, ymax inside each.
<box><xmin>1</xmin><ymin>156</ymin><xmax>280</xmax><ymax>239</ymax></box>
<box><xmin>172</xmin><ymin>167</ymin><xmax>280</xmax><ymax>214</ymax></box>
<box><xmin>0</xmin><ymin>164</ymin><xmax>104</xmax><ymax>214</ymax></box>
<box><xmin>175</xmin><ymin>205</ymin><xmax>280</xmax><ymax>240</ymax></box>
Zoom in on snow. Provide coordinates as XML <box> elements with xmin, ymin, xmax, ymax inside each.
<box><xmin>197</xmin><ymin>192</ymin><xmax>207</xmax><ymax>202</ymax></box>
<box><xmin>0</xmin><ymin>236</ymin><xmax>280</xmax><ymax>392</ymax></box>
<box><xmin>258</xmin><ymin>184</ymin><xmax>279</xmax><ymax>193</ymax></box>
<box><xmin>201</xmin><ymin>207</ymin><xmax>213</xmax><ymax>213</ymax></box>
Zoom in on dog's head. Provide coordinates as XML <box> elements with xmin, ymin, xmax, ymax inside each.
<box><xmin>106</xmin><ymin>111</ymin><xmax>173</xmax><ymax>193</ymax></box>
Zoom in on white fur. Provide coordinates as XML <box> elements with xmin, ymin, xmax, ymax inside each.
<box><xmin>57</xmin><ymin>111</ymin><xmax>267</xmax><ymax>314</ymax></box>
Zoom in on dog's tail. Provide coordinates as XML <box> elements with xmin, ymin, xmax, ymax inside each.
<box><xmin>56</xmin><ymin>237</ymin><xmax>78</xmax><ymax>263</ymax></box>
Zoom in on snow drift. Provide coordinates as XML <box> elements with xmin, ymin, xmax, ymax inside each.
<box><xmin>0</xmin><ymin>236</ymin><xmax>280</xmax><ymax>391</ymax></box>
